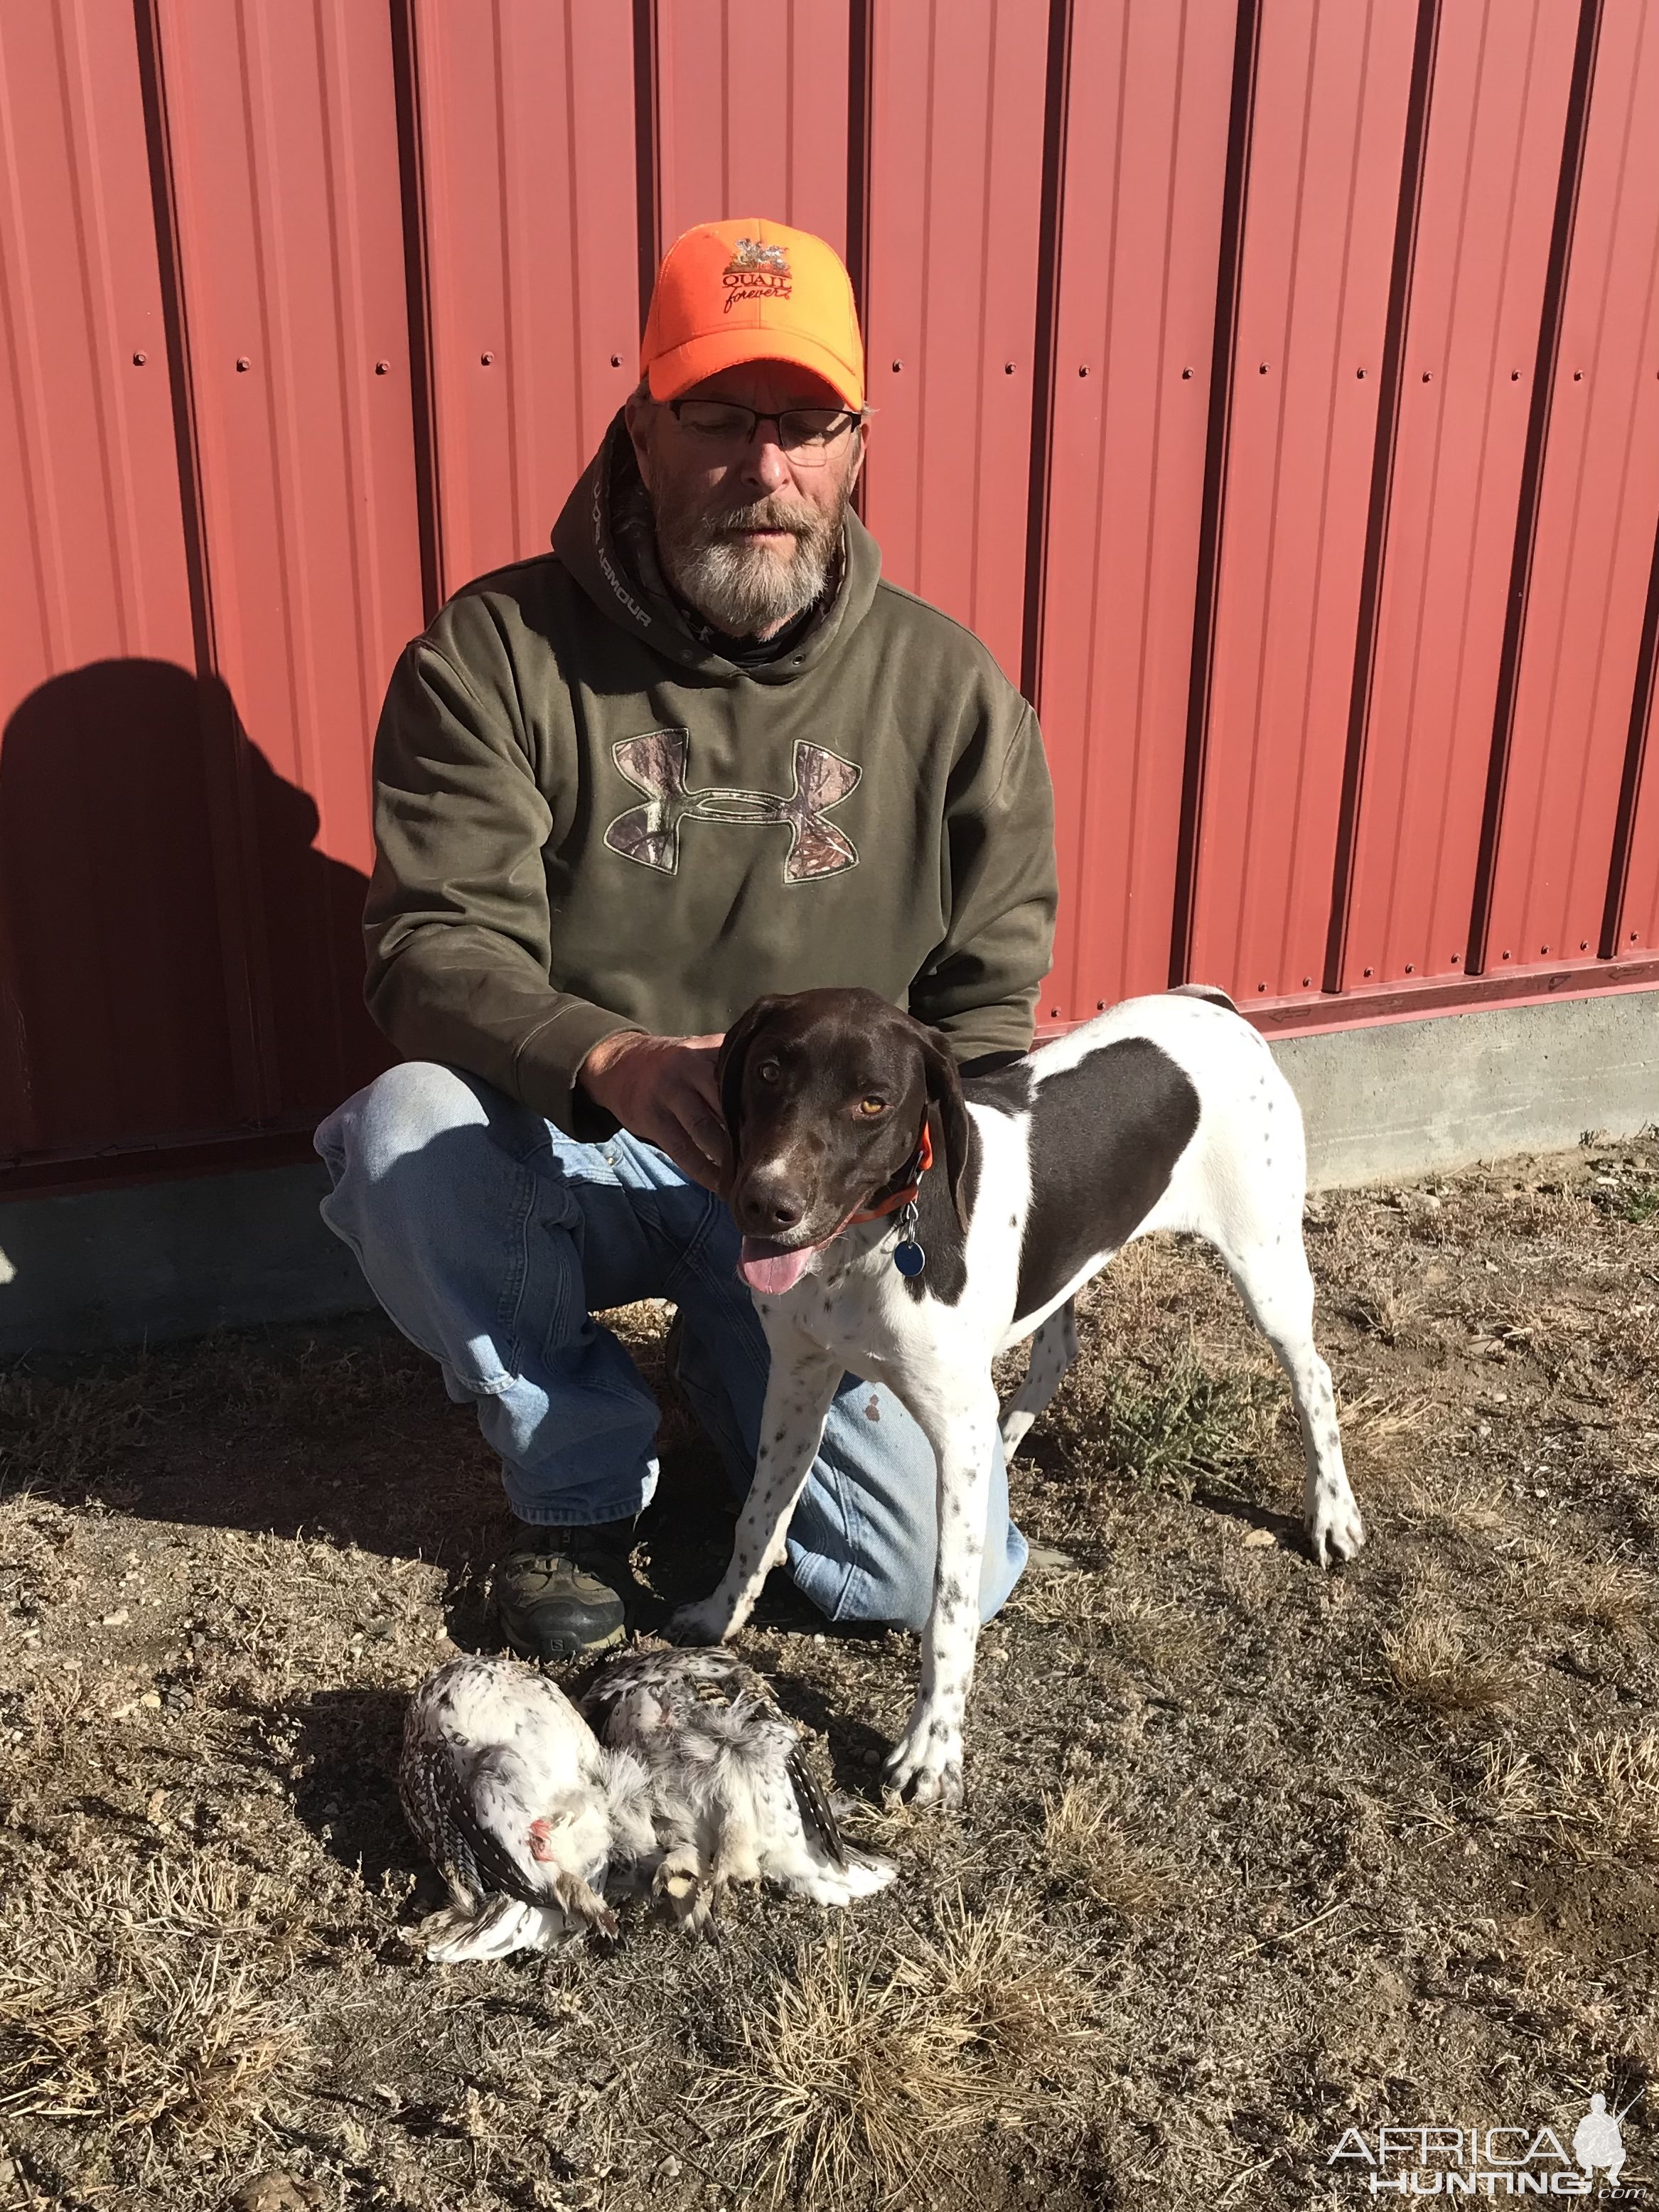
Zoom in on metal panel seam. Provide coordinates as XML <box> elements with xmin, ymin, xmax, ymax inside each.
<box><xmin>388</xmin><ymin>0</ymin><xmax>445</xmax><ymax>623</ymax></box>
<box><xmin>1322</xmin><ymin>0</ymin><xmax>1441</xmax><ymax>992</ymax></box>
<box><xmin>1597</xmin><ymin>433</ymin><xmax>1659</xmax><ymax>955</ymax></box>
<box><xmin>1018</xmin><ymin>0</ymin><xmax>1071</xmax><ymax>709</ymax></box>
<box><xmin>1169</xmin><ymin>0</ymin><xmax>1260</xmax><ymax>984</ymax></box>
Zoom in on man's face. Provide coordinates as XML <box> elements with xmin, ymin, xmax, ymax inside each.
<box><xmin>626</xmin><ymin>363</ymin><xmax>866</xmax><ymax>639</ymax></box>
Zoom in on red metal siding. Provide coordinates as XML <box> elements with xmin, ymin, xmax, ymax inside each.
<box><xmin>654</xmin><ymin>0</ymin><xmax>852</xmax><ymax>257</ymax></box>
<box><xmin>1338</xmin><ymin>0</ymin><xmax>1579</xmax><ymax>994</ymax></box>
<box><xmin>410</xmin><ymin>0</ymin><xmax>640</xmax><ymax>598</ymax></box>
<box><xmin>1188</xmin><ymin>0</ymin><xmax>1418</xmax><ymax>1006</ymax></box>
<box><xmin>0</xmin><ymin>0</ymin><xmax>227</xmax><ymax>1157</ymax></box>
<box><xmin>1481</xmin><ymin>0</ymin><xmax>1659</xmax><ymax>978</ymax></box>
<box><xmin>3</xmin><ymin>0</ymin><xmax>1658</xmax><ymax>1196</ymax></box>
<box><xmin>1035</xmin><ymin>0</ymin><xmax>1236</xmax><ymax>1023</ymax></box>
<box><xmin>860</xmin><ymin>0</ymin><xmax>1049</xmax><ymax>684</ymax></box>
<box><xmin>152</xmin><ymin>0</ymin><xmax>423</xmax><ymax>1121</ymax></box>
<box><xmin>1615</xmin><ymin>617</ymin><xmax>1659</xmax><ymax>958</ymax></box>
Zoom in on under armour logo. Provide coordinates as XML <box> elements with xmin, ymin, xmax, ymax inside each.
<box><xmin>604</xmin><ymin>730</ymin><xmax>861</xmax><ymax>882</ymax></box>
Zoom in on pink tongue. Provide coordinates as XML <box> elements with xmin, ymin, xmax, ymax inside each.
<box><xmin>739</xmin><ymin>1240</ymin><xmax>817</xmax><ymax>1294</ymax></box>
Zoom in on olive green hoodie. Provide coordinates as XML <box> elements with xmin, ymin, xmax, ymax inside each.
<box><xmin>363</xmin><ymin>416</ymin><xmax>1058</xmax><ymax>1137</ymax></box>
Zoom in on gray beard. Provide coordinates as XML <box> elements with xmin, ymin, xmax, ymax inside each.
<box><xmin>665</xmin><ymin>533</ymin><xmax>834</xmax><ymax>635</ymax></box>
<box><xmin>654</xmin><ymin>492</ymin><xmax>845</xmax><ymax>637</ymax></box>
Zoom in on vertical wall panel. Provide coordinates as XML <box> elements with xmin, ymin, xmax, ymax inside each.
<box><xmin>0</xmin><ymin>0</ymin><xmax>233</xmax><ymax>1158</ymax></box>
<box><xmin>155</xmin><ymin>0</ymin><xmax>424</xmax><ymax>1118</ymax></box>
<box><xmin>413</xmin><ymin>0</ymin><xmax>640</xmax><ymax>596</ymax></box>
<box><xmin>1035</xmin><ymin>0</ymin><xmax>1236</xmax><ymax>1025</ymax></box>
<box><xmin>860</xmin><ymin>0</ymin><xmax>1049</xmax><ymax>683</ymax></box>
<box><xmin>654</xmin><ymin>0</ymin><xmax>851</xmax><ymax>255</ymax></box>
<box><xmin>1338</xmin><ymin>0</ymin><xmax>1578</xmax><ymax>993</ymax></box>
<box><xmin>1613</xmin><ymin>602</ymin><xmax>1659</xmax><ymax>957</ymax></box>
<box><xmin>1188</xmin><ymin>0</ymin><xmax>1417</xmax><ymax>1002</ymax></box>
<box><xmin>1482</xmin><ymin>0</ymin><xmax>1659</xmax><ymax>977</ymax></box>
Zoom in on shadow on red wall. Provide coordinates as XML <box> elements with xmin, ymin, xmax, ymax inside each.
<box><xmin>0</xmin><ymin>659</ymin><xmax>387</xmax><ymax>1170</ymax></box>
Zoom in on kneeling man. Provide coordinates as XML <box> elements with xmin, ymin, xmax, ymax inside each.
<box><xmin>317</xmin><ymin>219</ymin><xmax>1058</xmax><ymax>1658</ymax></box>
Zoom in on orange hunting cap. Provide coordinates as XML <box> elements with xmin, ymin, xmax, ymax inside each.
<box><xmin>640</xmin><ymin>218</ymin><xmax>865</xmax><ymax>411</ymax></box>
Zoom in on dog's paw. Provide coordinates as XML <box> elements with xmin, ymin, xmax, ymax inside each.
<box><xmin>664</xmin><ymin>1596</ymin><xmax>734</xmax><ymax>1646</ymax></box>
<box><xmin>881</xmin><ymin>1716</ymin><xmax>964</xmax><ymax>1811</ymax></box>
<box><xmin>1306</xmin><ymin>1483</ymin><xmax>1365</xmax><ymax>1568</ymax></box>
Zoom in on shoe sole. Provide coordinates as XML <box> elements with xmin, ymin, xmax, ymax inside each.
<box><xmin>498</xmin><ymin>1618</ymin><xmax>626</xmax><ymax>1664</ymax></box>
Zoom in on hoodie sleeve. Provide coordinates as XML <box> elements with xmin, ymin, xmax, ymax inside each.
<box><xmin>363</xmin><ymin>627</ymin><xmax>638</xmax><ymax>1137</ymax></box>
<box><xmin>909</xmin><ymin>699</ymin><xmax>1058</xmax><ymax>1061</ymax></box>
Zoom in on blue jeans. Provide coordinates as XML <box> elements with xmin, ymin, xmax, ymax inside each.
<box><xmin>313</xmin><ymin>1062</ymin><xmax>1026</xmax><ymax>1630</ymax></box>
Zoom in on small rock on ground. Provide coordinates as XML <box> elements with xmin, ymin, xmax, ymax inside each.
<box><xmin>230</xmin><ymin>2176</ymin><xmax>326</xmax><ymax>2212</ymax></box>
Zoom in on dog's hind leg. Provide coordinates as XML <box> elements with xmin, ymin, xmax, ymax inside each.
<box><xmin>998</xmin><ymin>1299</ymin><xmax>1079</xmax><ymax>1458</ymax></box>
<box><xmin>1212</xmin><ymin>1228</ymin><xmax>1364</xmax><ymax>1567</ymax></box>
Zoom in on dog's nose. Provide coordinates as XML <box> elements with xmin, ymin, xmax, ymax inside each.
<box><xmin>736</xmin><ymin>1181</ymin><xmax>805</xmax><ymax>1235</ymax></box>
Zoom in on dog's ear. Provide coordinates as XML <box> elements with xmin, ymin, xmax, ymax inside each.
<box><xmin>716</xmin><ymin>997</ymin><xmax>783</xmax><ymax>1156</ymax></box>
<box><xmin>918</xmin><ymin>1026</ymin><xmax>972</xmax><ymax>1232</ymax></box>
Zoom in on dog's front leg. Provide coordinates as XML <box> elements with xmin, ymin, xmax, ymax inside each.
<box><xmin>883</xmin><ymin>1382</ymin><xmax>1002</xmax><ymax>1811</ymax></box>
<box><xmin>667</xmin><ymin>1334</ymin><xmax>842</xmax><ymax>1645</ymax></box>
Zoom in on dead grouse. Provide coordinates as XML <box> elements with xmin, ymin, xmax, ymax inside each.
<box><xmin>581</xmin><ymin>1647</ymin><xmax>895</xmax><ymax>1932</ymax></box>
<box><xmin>400</xmin><ymin>1653</ymin><xmax>656</xmax><ymax>1962</ymax></box>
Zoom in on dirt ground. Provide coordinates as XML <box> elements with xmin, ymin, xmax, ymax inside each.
<box><xmin>0</xmin><ymin>1134</ymin><xmax>1655</xmax><ymax>2211</ymax></box>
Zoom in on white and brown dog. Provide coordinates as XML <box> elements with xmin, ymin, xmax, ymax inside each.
<box><xmin>668</xmin><ymin>985</ymin><xmax>1364</xmax><ymax>1809</ymax></box>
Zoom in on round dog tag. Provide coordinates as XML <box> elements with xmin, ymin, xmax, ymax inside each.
<box><xmin>893</xmin><ymin>1241</ymin><xmax>926</xmax><ymax>1278</ymax></box>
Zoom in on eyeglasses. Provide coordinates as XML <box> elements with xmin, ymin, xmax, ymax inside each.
<box><xmin>667</xmin><ymin>398</ymin><xmax>863</xmax><ymax>466</ymax></box>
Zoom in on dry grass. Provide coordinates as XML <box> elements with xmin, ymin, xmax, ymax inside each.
<box><xmin>697</xmin><ymin>1889</ymin><xmax>1092</xmax><ymax>2206</ymax></box>
<box><xmin>1554</xmin><ymin>1729</ymin><xmax>1659</xmax><ymax>1862</ymax></box>
<box><xmin>1380</xmin><ymin>1606</ymin><xmax>1520</xmax><ymax>1714</ymax></box>
<box><xmin>0</xmin><ymin>1854</ymin><xmax>301</xmax><ymax>2149</ymax></box>
<box><xmin>1105</xmin><ymin>1591</ymin><xmax>1215</xmax><ymax>1681</ymax></box>
<box><xmin>1471</xmin><ymin>1742</ymin><xmax>1548</xmax><ymax>1830</ymax></box>
<box><xmin>1471</xmin><ymin>1732</ymin><xmax>1659</xmax><ymax>1863</ymax></box>
<box><xmin>1510</xmin><ymin>1551</ymin><xmax>1655</xmax><ymax>1640</ymax></box>
<box><xmin>1041</xmin><ymin>1783</ymin><xmax>1172</xmax><ymax>1916</ymax></box>
<box><xmin>1340</xmin><ymin>1272</ymin><xmax>1425</xmax><ymax>1346</ymax></box>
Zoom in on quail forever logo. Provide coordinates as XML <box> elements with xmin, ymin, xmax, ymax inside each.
<box><xmin>1329</xmin><ymin>2094</ymin><xmax>1644</xmax><ymax>2197</ymax></box>
<box><xmin>722</xmin><ymin>236</ymin><xmax>792</xmax><ymax>311</ymax></box>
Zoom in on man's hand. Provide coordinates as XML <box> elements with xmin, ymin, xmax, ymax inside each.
<box><xmin>578</xmin><ymin>1030</ymin><xmax>729</xmax><ymax>1191</ymax></box>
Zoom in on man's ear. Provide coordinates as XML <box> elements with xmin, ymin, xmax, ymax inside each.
<box><xmin>716</xmin><ymin>997</ymin><xmax>783</xmax><ymax>1160</ymax></box>
<box><xmin>918</xmin><ymin>1026</ymin><xmax>972</xmax><ymax>1232</ymax></box>
<box><xmin>847</xmin><ymin>419</ymin><xmax>868</xmax><ymax>490</ymax></box>
<box><xmin>624</xmin><ymin>382</ymin><xmax>656</xmax><ymax>489</ymax></box>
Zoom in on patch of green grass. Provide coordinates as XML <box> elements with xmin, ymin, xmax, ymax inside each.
<box><xmin>1588</xmin><ymin>1170</ymin><xmax>1659</xmax><ymax>1225</ymax></box>
<box><xmin>1066</xmin><ymin>1348</ymin><xmax>1280</xmax><ymax>1498</ymax></box>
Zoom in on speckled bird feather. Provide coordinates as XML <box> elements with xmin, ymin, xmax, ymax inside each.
<box><xmin>399</xmin><ymin>1654</ymin><xmax>657</xmax><ymax>1963</ymax></box>
<box><xmin>581</xmin><ymin>1648</ymin><xmax>894</xmax><ymax>1928</ymax></box>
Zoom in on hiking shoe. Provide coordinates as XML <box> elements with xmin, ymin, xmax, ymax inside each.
<box><xmin>493</xmin><ymin>1518</ymin><xmax>640</xmax><ymax>1661</ymax></box>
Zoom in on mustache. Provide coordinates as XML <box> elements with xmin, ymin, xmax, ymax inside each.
<box><xmin>702</xmin><ymin>497</ymin><xmax>822</xmax><ymax>542</ymax></box>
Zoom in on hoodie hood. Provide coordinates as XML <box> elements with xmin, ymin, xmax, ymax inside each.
<box><xmin>551</xmin><ymin>412</ymin><xmax>882</xmax><ymax>686</ymax></box>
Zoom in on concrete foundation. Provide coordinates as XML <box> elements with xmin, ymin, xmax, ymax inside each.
<box><xmin>1</xmin><ymin>987</ymin><xmax>1654</xmax><ymax>1355</ymax></box>
<box><xmin>0</xmin><ymin>1162</ymin><xmax>377</xmax><ymax>1358</ymax></box>
<box><xmin>1276</xmin><ymin>986</ymin><xmax>1658</xmax><ymax>1188</ymax></box>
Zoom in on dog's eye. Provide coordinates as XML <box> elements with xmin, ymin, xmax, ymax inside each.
<box><xmin>857</xmin><ymin>1097</ymin><xmax>886</xmax><ymax>1117</ymax></box>
<box><xmin>757</xmin><ymin>1061</ymin><xmax>781</xmax><ymax>1083</ymax></box>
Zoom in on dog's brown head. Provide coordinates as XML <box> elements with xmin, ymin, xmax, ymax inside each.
<box><xmin>717</xmin><ymin>987</ymin><xmax>970</xmax><ymax>1294</ymax></box>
